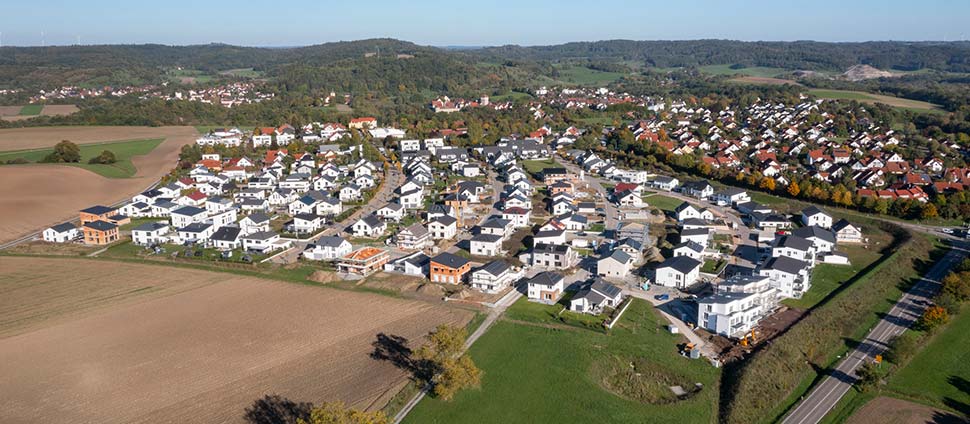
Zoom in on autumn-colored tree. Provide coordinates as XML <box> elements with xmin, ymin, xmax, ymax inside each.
<box><xmin>759</xmin><ymin>177</ymin><xmax>776</xmax><ymax>191</ymax></box>
<box><xmin>414</xmin><ymin>325</ymin><xmax>482</xmax><ymax>401</ymax></box>
<box><xmin>920</xmin><ymin>203</ymin><xmax>939</xmax><ymax>220</ymax></box>
<box><xmin>787</xmin><ymin>182</ymin><xmax>801</xmax><ymax>197</ymax></box>
<box><xmin>297</xmin><ymin>402</ymin><xmax>387</xmax><ymax>424</ymax></box>
<box><xmin>918</xmin><ymin>306</ymin><xmax>949</xmax><ymax>330</ymax></box>
<box><xmin>433</xmin><ymin>354</ymin><xmax>482</xmax><ymax>401</ymax></box>
<box><xmin>941</xmin><ymin>272</ymin><xmax>970</xmax><ymax>302</ymax></box>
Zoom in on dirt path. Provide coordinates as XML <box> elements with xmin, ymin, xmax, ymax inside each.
<box><xmin>0</xmin><ymin>257</ymin><xmax>472</xmax><ymax>424</ymax></box>
<box><xmin>0</xmin><ymin>126</ymin><xmax>198</xmax><ymax>243</ymax></box>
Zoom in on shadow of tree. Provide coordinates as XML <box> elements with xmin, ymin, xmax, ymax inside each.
<box><xmin>370</xmin><ymin>332</ymin><xmax>434</xmax><ymax>382</ymax></box>
<box><xmin>243</xmin><ymin>394</ymin><xmax>312</xmax><ymax>424</ymax></box>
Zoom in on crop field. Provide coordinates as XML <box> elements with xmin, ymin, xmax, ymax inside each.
<box><xmin>0</xmin><ymin>104</ymin><xmax>78</xmax><ymax>121</ymax></box>
<box><xmin>698</xmin><ymin>65</ymin><xmax>790</xmax><ymax>78</ymax></box>
<box><xmin>0</xmin><ymin>138</ymin><xmax>164</xmax><ymax>178</ymax></box>
<box><xmin>807</xmin><ymin>89</ymin><xmax>943</xmax><ymax>112</ymax></box>
<box><xmin>18</xmin><ymin>104</ymin><xmax>43</xmax><ymax>115</ymax></box>
<box><xmin>0</xmin><ymin>256</ymin><xmax>472</xmax><ymax>424</ymax></box>
<box><xmin>0</xmin><ymin>126</ymin><xmax>199</xmax><ymax>244</ymax></box>
<box><xmin>405</xmin><ymin>299</ymin><xmax>720</xmax><ymax>424</ymax></box>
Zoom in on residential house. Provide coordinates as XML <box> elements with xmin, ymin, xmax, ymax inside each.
<box><xmin>43</xmin><ymin>222</ymin><xmax>79</xmax><ymax>243</ymax></box>
<box><xmin>82</xmin><ymin>221</ymin><xmax>119</xmax><ymax>245</ymax></box>
<box><xmin>525</xmin><ymin>243</ymin><xmax>579</xmax><ymax>268</ymax></box>
<box><xmin>429</xmin><ymin>252</ymin><xmax>471</xmax><ymax>285</ymax></box>
<box><xmin>211</xmin><ymin>226</ymin><xmax>243</xmax><ymax>250</ymax></box>
<box><xmin>655</xmin><ymin>256</ymin><xmax>702</xmax><ymax>289</ymax></box>
<box><xmin>697</xmin><ymin>275</ymin><xmax>778</xmax><ymax>338</ymax></box>
<box><xmin>759</xmin><ymin>256</ymin><xmax>812</xmax><ymax>298</ymax></box>
<box><xmin>833</xmin><ymin>219</ymin><xmax>863</xmax><ymax>243</ymax></box>
<box><xmin>801</xmin><ymin>206</ymin><xmax>833</xmax><ymax>229</ymax></box>
<box><xmin>303</xmin><ymin>236</ymin><xmax>353</xmax><ymax>261</ymax></box>
<box><xmin>337</xmin><ymin>247</ymin><xmax>389</xmax><ymax>276</ymax></box>
<box><xmin>681</xmin><ymin>180</ymin><xmax>714</xmax><ymax>199</ymax></box>
<box><xmin>239</xmin><ymin>213</ymin><xmax>270</xmax><ymax>235</ymax></box>
<box><xmin>383</xmin><ymin>251</ymin><xmax>431</xmax><ymax>276</ymax></box>
<box><xmin>470</xmin><ymin>260</ymin><xmax>522</xmax><ymax>293</ymax></box>
<box><xmin>570</xmin><ymin>279</ymin><xmax>624</xmax><ymax>314</ymax></box>
<box><xmin>376</xmin><ymin>203</ymin><xmax>406</xmax><ymax>222</ymax></box>
<box><xmin>131</xmin><ymin>222</ymin><xmax>170</xmax><ymax>246</ymax></box>
<box><xmin>428</xmin><ymin>215</ymin><xmax>458</xmax><ymax>240</ymax></box>
<box><xmin>597</xmin><ymin>249</ymin><xmax>634</xmax><ymax>280</ymax></box>
<box><xmin>352</xmin><ymin>215</ymin><xmax>387</xmax><ymax>238</ymax></box>
<box><xmin>395</xmin><ymin>223</ymin><xmax>431</xmax><ymax>250</ymax></box>
<box><xmin>469</xmin><ymin>234</ymin><xmax>504</xmax><ymax>256</ymax></box>
<box><xmin>526</xmin><ymin>271</ymin><xmax>565</xmax><ymax>303</ymax></box>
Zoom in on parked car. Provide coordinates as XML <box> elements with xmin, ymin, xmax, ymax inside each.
<box><xmin>655</xmin><ymin>293</ymin><xmax>670</xmax><ymax>301</ymax></box>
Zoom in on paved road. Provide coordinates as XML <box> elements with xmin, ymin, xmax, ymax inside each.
<box><xmin>781</xmin><ymin>241</ymin><xmax>970</xmax><ymax>424</ymax></box>
<box><xmin>392</xmin><ymin>284</ymin><xmax>523</xmax><ymax>424</ymax></box>
<box><xmin>554</xmin><ymin>158</ymin><xmax>618</xmax><ymax>231</ymax></box>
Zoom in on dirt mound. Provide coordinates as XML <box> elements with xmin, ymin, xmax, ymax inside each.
<box><xmin>309</xmin><ymin>270</ymin><xmax>340</xmax><ymax>283</ymax></box>
<box><xmin>417</xmin><ymin>283</ymin><xmax>447</xmax><ymax>297</ymax></box>
<box><xmin>842</xmin><ymin>64</ymin><xmax>895</xmax><ymax>81</ymax></box>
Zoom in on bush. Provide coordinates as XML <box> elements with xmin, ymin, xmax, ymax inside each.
<box><xmin>88</xmin><ymin>150</ymin><xmax>118</xmax><ymax>165</ymax></box>
<box><xmin>854</xmin><ymin>362</ymin><xmax>880</xmax><ymax>392</ymax></box>
<box><xmin>41</xmin><ymin>140</ymin><xmax>81</xmax><ymax>163</ymax></box>
<box><xmin>918</xmin><ymin>306</ymin><xmax>950</xmax><ymax>331</ymax></box>
<box><xmin>5</xmin><ymin>157</ymin><xmax>29</xmax><ymax>164</ymax></box>
<box><xmin>884</xmin><ymin>332</ymin><xmax>920</xmax><ymax>364</ymax></box>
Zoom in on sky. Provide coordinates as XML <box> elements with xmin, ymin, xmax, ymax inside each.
<box><xmin>0</xmin><ymin>0</ymin><xmax>967</xmax><ymax>47</ymax></box>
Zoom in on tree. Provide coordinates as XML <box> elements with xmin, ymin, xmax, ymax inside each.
<box><xmin>787</xmin><ymin>182</ymin><xmax>800</xmax><ymax>197</ymax></box>
<box><xmin>433</xmin><ymin>354</ymin><xmax>482</xmax><ymax>401</ymax></box>
<box><xmin>759</xmin><ymin>177</ymin><xmax>776</xmax><ymax>192</ymax></box>
<box><xmin>467</xmin><ymin>120</ymin><xmax>484</xmax><ymax>145</ymax></box>
<box><xmin>414</xmin><ymin>325</ymin><xmax>482</xmax><ymax>401</ymax></box>
<box><xmin>88</xmin><ymin>150</ymin><xmax>117</xmax><ymax>164</ymax></box>
<box><xmin>43</xmin><ymin>140</ymin><xmax>81</xmax><ymax>163</ymax></box>
<box><xmin>919</xmin><ymin>203</ymin><xmax>939</xmax><ymax>220</ymax></box>
<box><xmin>941</xmin><ymin>271</ymin><xmax>970</xmax><ymax>302</ymax></box>
<box><xmin>918</xmin><ymin>305</ymin><xmax>949</xmax><ymax>331</ymax></box>
<box><xmin>854</xmin><ymin>362</ymin><xmax>880</xmax><ymax>392</ymax></box>
<box><xmin>297</xmin><ymin>402</ymin><xmax>387</xmax><ymax>424</ymax></box>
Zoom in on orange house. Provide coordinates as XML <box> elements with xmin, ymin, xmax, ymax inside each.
<box><xmin>82</xmin><ymin>221</ymin><xmax>119</xmax><ymax>245</ymax></box>
<box><xmin>79</xmin><ymin>205</ymin><xmax>117</xmax><ymax>224</ymax></box>
<box><xmin>429</xmin><ymin>252</ymin><xmax>471</xmax><ymax>285</ymax></box>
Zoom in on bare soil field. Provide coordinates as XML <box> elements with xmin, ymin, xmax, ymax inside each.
<box><xmin>0</xmin><ymin>257</ymin><xmax>472</xmax><ymax>424</ymax></box>
<box><xmin>40</xmin><ymin>104</ymin><xmax>80</xmax><ymax>116</ymax></box>
<box><xmin>847</xmin><ymin>396</ymin><xmax>965</xmax><ymax>424</ymax></box>
<box><xmin>0</xmin><ymin>126</ymin><xmax>198</xmax><ymax>243</ymax></box>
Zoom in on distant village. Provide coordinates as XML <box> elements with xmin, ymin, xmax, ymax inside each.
<box><xmin>22</xmin><ymin>81</ymin><xmax>273</xmax><ymax>107</ymax></box>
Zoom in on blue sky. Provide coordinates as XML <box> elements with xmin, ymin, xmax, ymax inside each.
<box><xmin>0</xmin><ymin>0</ymin><xmax>966</xmax><ymax>47</ymax></box>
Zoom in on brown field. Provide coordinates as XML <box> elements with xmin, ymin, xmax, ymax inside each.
<box><xmin>0</xmin><ymin>126</ymin><xmax>198</xmax><ymax>243</ymax></box>
<box><xmin>0</xmin><ymin>104</ymin><xmax>79</xmax><ymax>121</ymax></box>
<box><xmin>0</xmin><ymin>257</ymin><xmax>472</xmax><ymax>424</ymax></box>
<box><xmin>847</xmin><ymin>396</ymin><xmax>965</xmax><ymax>424</ymax></box>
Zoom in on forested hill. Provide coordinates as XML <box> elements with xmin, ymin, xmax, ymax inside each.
<box><xmin>472</xmin><ymin>40</ymin><xmax>970</xmax><ymax>72</ymax></box>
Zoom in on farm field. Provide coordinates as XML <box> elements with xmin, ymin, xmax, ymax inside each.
<box><xmin>807</xmin><ymin>89</ymin><xmax>943</xmax><ymax>112</ymax></box>
<box><xmin>729</xmin><ymin>76</ymin><xmax>802</xmax><ymax>86</ymax></box>
<box><xmin>0</xmin><ymin>104</ymin><xmax>79</xmax><ymax>121</ymax></box>
<box><xmin>0</xmin><ymin>126</ymin><xmax>198</xmax><ymax>244</ymax></box>
<box><xmin>0</xmin><ymin>256</ymin><xmax>472</xmax><ymax>424</ymax></box>
<box><xmin>0</xmin><ymin>138</ymin><xmax>164</xmax><ymax>178</ymax></box>
<box><xmin>698</xmin><ymin>65</ymin><xmax>790</xmax><ymax>78</ymax></box>
<box><xmin>846</xmin><ymin>397</ymin><xmax>964</xmax><ymax>424</ymax></box>
<box><xmin>405</xmin><ymin>299</ymin><xmax>720</xmax><ymax>424</ymax></box>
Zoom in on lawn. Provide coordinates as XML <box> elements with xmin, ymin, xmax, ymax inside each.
<box><xmin>782</xmin><ymin>243</ymin><xmax>884</xmax><ymax>310</ymax></box>
<box><xmin>701</xmin><ymin>259</ymin><xmax>724</xmax><ymax>274</ymax></box>
<box><xmin>19</xmin><ymin>104</ymin><xmax>43</xmax><ymax>116</ymax></box>
<box><xmin>404</xmin><ymin>299</ymin><xmax>720</xmax><ymax>424</ymax></box>
<box><xmin>887</xmin><ymin>304</ymin><xmax>970</xmax><ymax>413</ymax></box>
<box><xmin>0</xmin><ymin>138</ymin><xmax>165</xmax><ymax>178</ymax></box>
<box><xmin>520</xmin><ymin>159</ymin><xmax>557</xmax><ymax>176</ymax></box>
<box><xmin>489</xmin><ymin>91</ymin><xmax>533</xmax><ymax>102</ymax></box>
<box><xmin>644</xmin><ymin>194</ymin><xmax>684</xmax><ymax>212</ymax></box>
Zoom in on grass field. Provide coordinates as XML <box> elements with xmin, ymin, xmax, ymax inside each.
<box><xmin>218</xmin><ymin>68</ymin><xmax>264</xmax><ymax>78</ymax></box>
<box><xmin>489</xmin><ymin>91</ymin><xmax>533</xmax><ymax>102</ymax></box>
<box><xmin>520</xmin><ymin>158</ymin><xmax>557</xmax><ymax>176</ymax></box>
<box><xmin>19</xmin><ymin>104</ymin><xmax>43</xmax><ymax>115</ymax></box>
<box><xmin>782</xmin><ymin>244</ymin><xmax>884</xmax><ymax>310</ymax></box>
<box><xmin>807</xmin><ymin>89</ymin><xmax>943</xmax><ymax>113</ymax></box>
<box><xmin>888</xmin><ymin>304</ymin><xmax>970</xmax><ymax>413</ymax></box>
<box><xmin>698</xmin><ymin>65</ymin><xmax>789</xmax><ymax>78</ymax></box>
<box><xmin>504</xmin><ymin>295</ymin><xmax>607</xmax><ymax>332</ymax></box>
<box><xmin>555</xmin><ymin>66</ymin><xmax>628</xmax><ymax>86</ymax></box>
<box><xmin>0</xmin><ymin>138</ymin><xmax>164</xmax><ymax>178</ymax></box>
<box><xmin>644</xmin><ymin>194</ymin><xmax>684</xmax><ymax>212</ymax></box>
<box><xmin>405</xmin><ymin>299</ymin><xmax>720</xmax><ymax>424</ymax></box>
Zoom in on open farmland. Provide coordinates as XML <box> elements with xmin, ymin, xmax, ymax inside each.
<box><xmin>0</xmin><ymin>126</ymin><xmax>198</xmax><ymax>243</ymax></box>
<box><xmin>0</xmin><ymin>138</ymin><xmax>164</xmax><ymax>178</ymax></box>
<box><xmin>808</xmin><ymin>89</ymin><xmax>943</xmax><ymax>112</ymax></box>
<box><xmin>0</xmin><ymin>104</ymin><xmax>79</xmax><ymax>121</ymax></box>
<box><xmin>0</xmin><ymin>256</ymin><xmax>473</xmax><ymax>424</ymax></box>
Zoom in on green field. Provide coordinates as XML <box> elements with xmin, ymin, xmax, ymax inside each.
<box><xmin>19</xmin><ymin>104</ymin><xmax>43</xmax><ymax>116</ymax></box>
<box><xmin>0</xmin><ymin>138</ymin><xmax>165</xmax><ymax>178</ymax></box>
<box><xmin>807</xmin><ymin>89</ymin><xmax>943</xmax><ymax>113</ymax></box>
<box><xmin>520</xmin><ymin>159</ymin><xmax>557</xmax><ymax>176</ymax></box>
<box><xmin>405</xmin><ymin>299</ymin><xmax>720</xmax><ymax>424</ymax></box>
<box><xmin>505</xmin><ymin>294</ymin><xmax>607</xmax><ymax>332</ymax></box>
<box><xmin>489</xmin><ymin>91</ymin><xmax>533</xmax><ymax>102</ymax></box>
<box><xmin>168</xmin><ymin>68</ymin><xmax>214</xmax><ymax>84</ymax></box>
<box><xmin>218</xmin><ymin>68</ymin><xmax>264</xmax><ymax>78</ymax></box>
<box><xmin>555</xmin><ymin>66</ymin><xmax>627</xmax><ymax>86</ymax></box>
<box><xmin>888</xmin><ymin>304</ymin><xmax>970</xmax><ymax>412</ymax></box>
<box><xmin>782</xmin><ymin>244</ymin><xmax>883</xmax><ymax>310</ymax></box>
<box><xmin>644</xmin><ymin>194</ymin><xmax>684</xmax><ymax>212</ymax></box>
<box><xmin>698</xmin><ymin>65</ymin><xmax>789</xmax><ymax>78</ymax></box>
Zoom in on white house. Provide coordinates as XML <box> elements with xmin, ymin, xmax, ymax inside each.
<box><xmin>352</xmin><ymin>215</ymin><xmax>386</xmax><ymax>238</ymax></box>
<box><xmin>759</xmin><ymin>256</ymin><xmax>811</xmax><ymax>298</ymax></box>
<box><xmin>241</xmin><ymin>231</ymin><xmax>288</xmax><ymax>253</ymax></box>
<box><xmin>597</xmin><ymin>250</ymin><xmax>634</xmax><ymax>280</ymax></box>
<box><xmin>697</xmin><ymin>275</ymin><xmax>778</xmax><ymax>338</ymax></box>
<box><xmin>792</xmin><ymin>226</ymin><xmax>837</xmax><ymax>253</ymax></box>
<box><xmin>470</xmin><ymin>260</ymin><xmax>522</xmax><ymax>293</ymax></box>
<box><xmin>428</xmin><ymin>215</ymin><xmax>458</xmax><ymax>240</ymax></box>
<box><xmin>239</xmin><ymin>213</ymin><xmax>271</xmax><ymax>235</ymax></box>
<box><xmin>655</xmin><ymin>256</ymin><xmax>702</xmax><ymax>289</ymax></box>
<box><xmin>211</xmin><ymin>226</ymin><xmax>243</xmax><ymax>250</ymax></box>
<box><xmin>672</xmin><ymin>241</ymin><xmax>705</xmax><ymax>260</ymax></box>
<box><xmin>469</xmin><ymin>234</ymin><xmax>504</xmax><ymax>257</ymax></box>
<box><xmin>43</xmin><ymin>222</ymin><xmax>79</xmax><ymax>243</ymax></box>
<box><xmin>681</xmin><ymin>180</ymin><xmax>714</xmax><ymax>199</ymax></box>
<box><xmin>526</xmin><ymin>271</ymin><xmax>565</xmax><ymax>303</ymax></box>
<box><xmin>395</xmin><ymin>223</ymin><xmax>432</xmax><ymax>250</ymax></box>
<box><xmin>502</xmin><ymin>207</ymin><xmax>532</xmax><ymax>228</ymax></box>
<box><xmin>383</xmin><ymin>251</ymin><xmax>430</xmax><ymax>276</ymax></box>
<box><xmin>801</xmin><ymin>206</ymin><xmax>833</xmax><ymax>229</ymax></box>
<box><xmin>170</xmin><ymin>206</ymin><xmax>207</xmax><ymax>228</ymax></box>
<box><xmin>771</xmin><ymin>235</ymin><xmax>816</xmax><ymax>263</ymax></box>
<box><xmin>376</xmin><ymin>203</ymin><xmax>406</xmax><ymax>222</ymax></box>
<box><xmin>833</xmin><ymin>219</ymin><xmax>863</xmax><ymax>243</ymax></box>
<box><xmin>674</xmin><ymin>202</ymin><xmax>714</xmax><ymax>222</ymax></box>
<box><xmin>303</xmin><ymin>236</ymin><xmax>352</xmax><ymax>261</ymax></box>
<box><xmin>711</xmin><ymin>188</ymin><xmax>751</xmax><ymax>206</ymax></box>
<box><xmin>131</xmin><ymin>222</ymin><xmax>170</xmax><ymax>246</ymax></box>
<box><xmin>570</xmin><ymin>278</ymin><xmax>624</xmax><ymax>314</ymax></box>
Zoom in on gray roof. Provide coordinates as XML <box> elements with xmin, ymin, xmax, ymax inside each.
<box><xmin>801</xmin><ymin>205</ymin><xmax>828</xmax><ymax>217</ymax></box>
<box><xmin>762</xmin><ymin>256</ymin><xmax>809</xmax><ymax>274</ymax></box>
<box><xmin>528</xmin><ymin>271</ymin><xmax>564</xmax><ymax>287</ymax></box>
<box><xmin>431</xmin><ymin>215</ymin><xmax>457</xmax><ymax>226</ymax></box>
<box><xmin>673</xmin><ymin>241</ymin><xmax>705</xmax><ymax>253</ymax></box>
<box><xmin>211</xmin><ymin>226</ymin><xmax>242</xmax><ymax>242</ymax></box>
<box><xmin>245</xmin><ymin>212</ymin><xmax>270</xmax><ymax>223</ymax></box>
<box><xmin>471</xmin><ymin>233</ymin><xmax>503</xmax><ymax>243</ymax></box>
<box><xmin>792</xmin><ymin>226</ymin><xmax>836</xmax><ymax>244</ymax></box>
<box><xmin>533</xmin><ymin>243</ymin><xmax>569</xmax><ymax>254</ymax></box>
<box><xmin>132</xmin><ymin>222</ymin><xmax>168</xmax><ymax>232</ymax></box>
<box><xmin>477</xmin><ymin>260</ymin><xmax>511</xmax><ymax>277</ymax></box>
<box><xmin>360</xmin><ymin>214</ymin><xmax>383</xmax><ymax>228</ymax></box>
<box><xmin>243</xmin><ymin>230</ymin><xmax>278</xmax><ymax>241</ymax></box>
<box><xmin>401</xmin><ymin>223</ymin><xmax>429</xmax><ymax>238</ymax></box>
<box><xmin>179</xmin><ymin>223</ymin><xmax>211</xmax><ymax>233</ymax></box>
<box><xmin>314</xmin><ymin>236</ymin><xmax>349</xmax><ymax>248</ymax></box>
<box><xmin>431</xmin><ymin>252</ymin><xmax>469</xmax><ymax>269</ymax></box>
<box><xmin>832</xmin><ymin>219</ymin><xmax>857</xmax><ymax>232</ymax></box>
<box><xmin>604</xmin><ymin>249</ymin><xmax>633</xmax><ymax>264</ymax></box>
<box><xmin>774</xmin><ymin>235</ymin><xmax>813</xmax><ymax>251</ymax></box>
<box><xmin>173</xmin><ymin>206</ymin><xmax>206</xmax><ymax>216</ymax></box>
<box><xmin>82</xmin><ymin>220</ymin><xmax>117</xmax><ymax>231</ymax></box>
<box><xmin>80</xmin><ymin>205</ymin><xmax>115</xmax><ymax>215</ymax></box>
<box><xmin>658</xmin><ymin>256</ymin><xmax>701</xmax><ymax>274</ymax></box>
<box><xmin>49</xmin><ymin>222</ymin><xmax>77</xmax><ymax>232</ymax></box>
<box><xmin>481</xmin><ymin>218</ymin><xmax>511</xmax><ymax>228</ymax></box>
